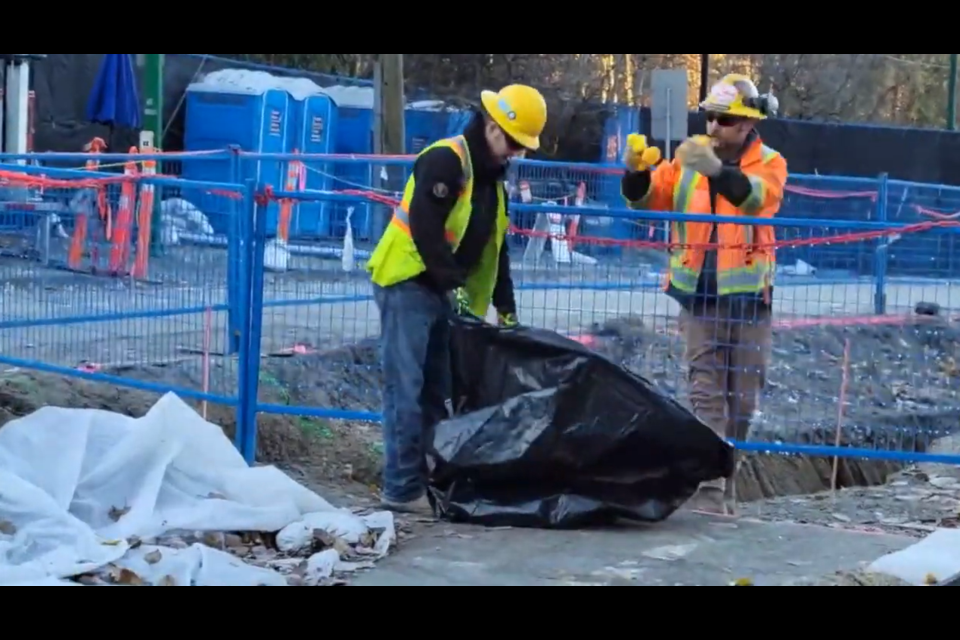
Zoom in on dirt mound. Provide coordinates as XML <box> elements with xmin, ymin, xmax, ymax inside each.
<box><xmin>256</xmin><ymin>339</ymin><xmax>382</xmax><ymax>412</ymax></box>
<box><xmin>587</xmin><ymin>315</ymin><xmax>960</xmax><ymax>498</ymax></box>
<box><xmin>0</xmin><ymin>360</ymin><xmax>384</xmax><ymax>493</ymax></box>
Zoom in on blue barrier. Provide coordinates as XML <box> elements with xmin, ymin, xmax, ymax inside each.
<box><xmin>0</xmin><ymin>150</ymin><xmax>958</xmax><ymax>470</ymax></box>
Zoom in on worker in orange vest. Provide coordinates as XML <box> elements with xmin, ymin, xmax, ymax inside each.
<box><xmin>621</xmin><ymin>74</ymin><xmax>788</xmax><ymax>515</ymax></box>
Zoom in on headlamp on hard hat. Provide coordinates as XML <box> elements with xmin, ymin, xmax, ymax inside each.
<box><xmin>741</xmin><ymin>90</ymin><xmax>779</xmax><ymax>118</ymax></box>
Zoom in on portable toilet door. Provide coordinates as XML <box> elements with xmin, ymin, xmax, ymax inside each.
<box><xmin>183</xmin><ymin>85</ymin><xmax>286</xmax><ymax>234</ymax></box>
<box><xmin>256</xmin><ymin>89</ymin><xmax>291</xmax><ymax>236</ymax></box>
<box><xmin>295</xmin><ymin>93</ymin><xmax>339</xmax><ymax>239</ymax></box>
<box><xmin>333</xmin><ymin>106</ymin><xmax>374</xmax><ymax>240</ymax></box>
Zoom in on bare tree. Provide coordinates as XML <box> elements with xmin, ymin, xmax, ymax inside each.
<box><xmin>222</xmin><ymin>54</ymin><xmax>954</xmax><ymax>153</ymax></box>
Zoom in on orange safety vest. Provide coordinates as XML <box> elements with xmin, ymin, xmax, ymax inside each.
<box><xmin>625</xmin><ymin>137</ymin><xmax>788</xmax><ymax>297</ymax></box>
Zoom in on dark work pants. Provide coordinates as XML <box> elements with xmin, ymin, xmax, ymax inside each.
<box><xmin>679</xmin><ymin>305</ymin><xmax>772</xmax><ymax>500</ymax></box>
<box><xmin>374</xmin><ymin>281</ymin><xmax>452</xmax><ymax>503</ymax></box>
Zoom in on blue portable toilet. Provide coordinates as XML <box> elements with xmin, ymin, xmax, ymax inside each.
<box><xmin>405</xmin><ymin>108</ymin><xmax>448</xmax><ymax>154</ymax></box>
<box><xmin>288</xmin><ymin>93</ymin><xmax>338</xmax><ymax>238</ymax></box>
<box><xmin>601</xmin><ymin>106</ymin><xmax>642</xmax><ymax>165</ymax></box>
<box><xmin>599</xmin><ymin>106</ymin><xmax>645</xmax><ymax>241</ymax></box>
<box><xmin>316</xmin><ymin>87</ymin><xmax>465</xmax><ymax>242</ymax></box>
<box><xmin>330</xmin><ymin>105</ymin><xmax>374</xmax><ymax>241</ymax></box>
<box><xmin>183</xmin><ymin>84</ymin><xmax>291</xmax><ymax>235</ymax></box>
<box><xmin>321</xmin><ymin>85</ymin><xmax>376</xmax><ymax>241</ymax></box>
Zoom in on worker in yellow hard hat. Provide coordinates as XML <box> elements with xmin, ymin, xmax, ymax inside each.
<box><xmin>620</xmin><ymin>74</ymin><xmax>788</xmax><ymax>516</ymax></box>
<box><xmin>367</xmin><ymin>84</ymin><xmax>548</xmax><ymax>516</ymax></box>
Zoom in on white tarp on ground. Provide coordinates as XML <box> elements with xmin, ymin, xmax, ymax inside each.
<box><xmin>0</xmin><ymin>393</ymin><xmax>394</xmax><ymax>586</ymax></box>
<box><xmin>869</xmin><ymin>528</ymin><xmax>960</xmax><ymax>586</ymax></box>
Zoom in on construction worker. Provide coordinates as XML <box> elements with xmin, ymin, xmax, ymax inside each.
<box><xmin>621</xmin><ymin>74</ymin><xmax>787</xmax><ymax>515</ymax></box>
<box><xmin>367</xmin><ymin>85</ymin><xmax>548</xmax><ymax>515</ymax></box>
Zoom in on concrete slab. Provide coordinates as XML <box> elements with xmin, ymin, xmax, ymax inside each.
<box><xmin>353</xmin><ymin>513</ymin><xmax>914</xmax><ymax>586</ymax></box>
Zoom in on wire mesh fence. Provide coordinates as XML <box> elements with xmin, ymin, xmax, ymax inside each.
<box><xmin>0</xmin><ymin>149</ymin><xmax>958</xmax><ymax>468</ymax></box>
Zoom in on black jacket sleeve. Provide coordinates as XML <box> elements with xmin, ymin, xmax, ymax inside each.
<box><xmin>621</xmin><ymin>170</ymin><xmax>653</xmax><ymax>202</ymax></box>
<box><xmin>492</xmin><ymin>226</ymin><xmax>517</xmax><ymax>315</ymax></box>
<box><xmin>408</xmin><ymin>147</ymin><xmax>468</xmax><ymax>291</ymax></box>
<box><xmin>711</xmin><ymin>166</ymin><xmax>752</xmax><ymax>207</ymax></box>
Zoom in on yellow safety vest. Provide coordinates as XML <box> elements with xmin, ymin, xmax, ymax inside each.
<box><xmin>367</xmin><ymin>135</ymin><xmax>509</xmax><ymax>318</ymax></box>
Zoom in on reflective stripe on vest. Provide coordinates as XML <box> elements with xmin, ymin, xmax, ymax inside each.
<box><xmin>668</xmin><ymin>168</ymin><xmax>701</xmax><ymax>292</ymax></box>
<box><xmin>669</xmin><ymin>167</ymin><xmax>770</xmax><ymax>295</ymax></box>
<box><xmin>670</xmin><ymin>254</ymin><xmax>771</xmax><ymax>294</ymax></box>
<box><xmin>391</xmin><ymin>136</ymin><xmax>474</xmax><ymax>243</ymax></box>
<box><xmin>741</xmin><ymin>146</ymin><xmax>780</xmax><ymax>216</ymax></box>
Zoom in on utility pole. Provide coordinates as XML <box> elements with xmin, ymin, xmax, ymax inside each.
<box><xmin>373</xmin><ymin>54</ymin><xmax>405</xmax><ymax>238</ymax></box>
<box><xmin>699</xmin><ymin>54</ymin><xmax>710</xmax><ymax>103</ymax></box>
<box><xmin>379</xmin><ymin>54</ymin><xmax>405</xmax><ymax>156</ymax></box>
<box><xmin>948</xmin><ymin>53</ymin><xmax>958</xmax><ymax>131</ymax></box>
<box><xmin>142</xmin><ymin>54</ymin><xmax>164</xmax><ymax>253</ymax></box>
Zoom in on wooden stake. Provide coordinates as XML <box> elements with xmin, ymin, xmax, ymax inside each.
<box><xmin>202</xmin><ymin>307</ymin><xmax>212</xmax><ymax>420</ymax></box>
<box><xmin>831</xmin><ymin>338</ymin><xmax>852</xmax><ymax>494</ymax></box>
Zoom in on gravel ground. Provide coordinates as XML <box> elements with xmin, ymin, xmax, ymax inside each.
<box><xmin>745</xmin><ymin>468</ymin><xmax>960</xmax><ymax>537</ymax></box>
<box><xmin>590</xmin><ymin>315</ymin><xmax>960</xmax><ymax>454</ymax></box>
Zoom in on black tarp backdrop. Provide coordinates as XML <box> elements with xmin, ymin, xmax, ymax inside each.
<box><xmin>427</xmin><ymin>318</ymin><xmax>735</xmax><ymax>529</ymax></box>
<box><xmin>10</xmin><ymin>55</ymin><xmax>960</xmax><ymax>185</ymax></box>
<box><xmin>756</xmin><ymin>118</ymin><xmax>960</xmax><ymax>186</ymax></box>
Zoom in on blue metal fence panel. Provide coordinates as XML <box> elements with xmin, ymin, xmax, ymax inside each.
<box><xmin>1</xmin><ymin>149</ymin><xmax>958</xmax><ymax>468</ymax></box>
<box><xmin>0</xmin><ymin>160</ymin><xmax>250</xmax><ymax>447</ymax></box>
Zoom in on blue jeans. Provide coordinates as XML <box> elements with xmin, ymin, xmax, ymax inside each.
<box><xmin>374</xmin><ymin>281</ymin><xmax>452</xmax><ymax>503</ymax></box>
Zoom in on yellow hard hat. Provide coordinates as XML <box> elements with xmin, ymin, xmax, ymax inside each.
<box><xmin>480</xmin><ymin>85</ymin><xmax>547</xmax><ymax>151</ymax></box>
<box><xmin>700</xmin><ymin>74</ymin><xmax>778</xmax><ymax>120</ymax></box>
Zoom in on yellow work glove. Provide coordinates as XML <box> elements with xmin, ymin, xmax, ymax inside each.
<box><xmin>450</xmin><ymin>288</ymin><xmax>481</xmax><ymax>319</ymax></box>
<box><xmin>498</xmin><ymin>312</ymin><xmax>519</xmax><ymax>328</ymax></box>
<box><xmin>677</xmin><ymin>135</ymin><xmax>722</xmax><ymax>177</ymax></box>
<box><xmin>622</xmin><ymin>133</ymin><xmax>662</xmax><ymax>172</ymax></box>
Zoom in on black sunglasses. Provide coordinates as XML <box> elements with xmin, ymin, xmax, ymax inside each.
<box><xmin>705</xmin><ymin>113</ymin><xmax>747</xmax><ymax>127</ymax></box>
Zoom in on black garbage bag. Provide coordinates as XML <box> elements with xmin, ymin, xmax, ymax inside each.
<box><xmin>426</xmin><ymin>317</ymin><xmax>735</xmax><ymax>529</ymax></box>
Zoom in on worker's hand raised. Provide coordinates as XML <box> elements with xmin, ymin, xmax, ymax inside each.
<box><xmin>622</xmin><ymin>134</ymin><xmax>662</xmax><ymax>172</ymax></box>
<box><xmin>677</xmin><ymin>135</ymin><xmax>722</xmax><ymax>177</ymax></box>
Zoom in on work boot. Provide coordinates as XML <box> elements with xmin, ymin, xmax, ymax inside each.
<box><xmin>686</xmin><ymin>480</ymin><xmax>731</xmax><ymax>516</ymax></box>
<box><xmin>380</xmin><ymin>495</ymin><xmax>435</xmax><ymax>518</ymax></box>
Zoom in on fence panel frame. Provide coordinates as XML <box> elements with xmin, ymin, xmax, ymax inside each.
<box><xmin>0</xmin><ymin>161</ymin><xmax>249</xmax><ymax>415</ymax></box>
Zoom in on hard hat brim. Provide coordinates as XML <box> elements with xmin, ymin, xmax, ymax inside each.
<box><xmin>700</xmin><ymin>100</ymin><xmax>766</xmax><ymax>120</ymax></box>
<box><xmin>481</xmin><ymin>90</ymin><xmax>541</xmax><ymax>150</ymax></box>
